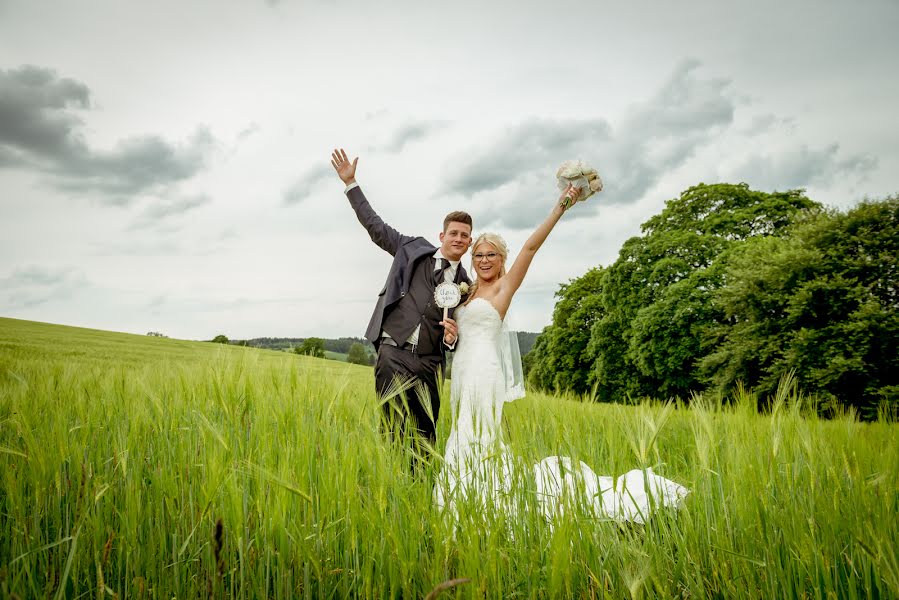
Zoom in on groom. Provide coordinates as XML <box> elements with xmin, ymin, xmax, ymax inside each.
<box><xmin>331</xmin><ymin>148</ymin><xmax>472</xmax><ymax>449</ymax></box>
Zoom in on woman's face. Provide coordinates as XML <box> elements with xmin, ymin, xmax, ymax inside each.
<box><xmin>472</xmin><ymin>241</ymin><xmax>503</xmax><ymax>282</ymax></box>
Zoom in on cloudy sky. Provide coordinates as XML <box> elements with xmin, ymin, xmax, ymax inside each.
<box><xmin>1</xmin><ymin>0</ymin><xmax>897</xmax><ymax>340</ymax></box>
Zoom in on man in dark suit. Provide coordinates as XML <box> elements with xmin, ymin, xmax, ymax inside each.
<box><xmin>331</xmin><ymin>148</ymin><xmax>472</xmax><ymax>453</ymax></box>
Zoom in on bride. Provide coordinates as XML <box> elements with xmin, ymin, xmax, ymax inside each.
<box><xmin>435</xmin><ymin>184</ymin><xmax>688</xmax><ymax>524</ymax></box>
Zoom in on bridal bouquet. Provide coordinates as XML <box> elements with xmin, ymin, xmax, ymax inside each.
<box><xmin>556</xmin><ymin>160</ymin><xmax>602</xmax><ymax>209</ymax></box>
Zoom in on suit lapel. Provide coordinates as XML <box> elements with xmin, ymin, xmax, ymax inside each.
<box><xmin>455</xmin><ymin>264</ymin><xmax>470</xmax><ymax>285</ymax></box>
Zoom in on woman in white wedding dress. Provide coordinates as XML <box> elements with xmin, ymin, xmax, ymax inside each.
<box><xmin>435</xmin><ymin>185</ymin><xmax>688</xmax><ymax>524</ymax></box>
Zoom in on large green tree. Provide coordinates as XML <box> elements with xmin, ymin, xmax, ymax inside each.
<box><xmin>587</xmin><ymin>183</ymin><xmax>818</xmax><ymax>402</ymax></box>
<box><xmin>701</xmin><ymin>197</ymin><xmax>899</xmax><ymax>417</ymax></box>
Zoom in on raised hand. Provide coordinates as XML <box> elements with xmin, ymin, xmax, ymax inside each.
<box><xmin>560</xmin><ymin>183</ymin><xmax>581</xmax><ymax>210</ymax></box>
<box><xmin>331</xmin><ymin>148</ymin><xmax>358</xmax><ymax>185</ymax></box>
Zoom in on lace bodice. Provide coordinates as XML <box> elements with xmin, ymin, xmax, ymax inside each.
<box><xmin>455</xmin><ymin>298</ymin><xmax>503</xmax><ymax>350</ymax></box>
<box><xmin>452</xmin><ymin>298</ymin><xmax>505</xmax><ymax>409</ymax></box>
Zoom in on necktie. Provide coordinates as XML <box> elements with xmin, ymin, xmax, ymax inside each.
<box><xmin>434</xmin><ymin>258</ymin><xmax>450</xmax><ymax>285</ymax></box>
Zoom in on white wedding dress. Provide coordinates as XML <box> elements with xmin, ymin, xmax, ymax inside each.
<box><xmin>435</xmin><ymin>298</ymin><xmax>689</xmax><ymax>524</ymax></box>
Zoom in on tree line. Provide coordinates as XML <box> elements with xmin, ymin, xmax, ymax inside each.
<box><xmin>239</xmin><ymin>336</ymin><xmax>372</xmax><ymax>354</ymax></box>
<box><xmin>526</xmin><ymin>183</ymin><xmax>898</xmax><ymax>419</ymax></box>
<box><xmin>210</xmin><ymin>328</ymin><xmax>540</xmax><ymax>369</ymax></box>
<box><xmin>269</xmin><ymin>333</ymin><xmax>539</xmax><ymax>367</ymax></box>
<box><xmin>207</xmin><ymin>335</ymin><xmax>377</xmax><ymax>366</ymax></box>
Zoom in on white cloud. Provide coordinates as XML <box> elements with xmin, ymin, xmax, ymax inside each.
<box><xmin>1</xmin><ymin>265</ymin><xmax>88</xmax><ymax>309</ymax></box>
<box><xmin>283</xmin><ymin>165</ymin><xmax>332</xmax><ymax>205</ymax></box>
<box><xmin>0</xmin><ymin>66</ymin><xmax>217</xmax><ymax>205</ymax></box>
<box><xmin>733</xmin><ymin>144</ymin><xmax>878</xmax><ymax>192</ymax></box>
<box><xmin>443</xmin><ymin>60</ymin><xmax>737</xmax><ymax>229</ymax></box>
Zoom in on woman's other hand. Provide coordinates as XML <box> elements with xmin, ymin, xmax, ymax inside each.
<box><xmin>440</xmin><ymin>317</ymin><xmax>458</xmax><ymax>345</ymax></box>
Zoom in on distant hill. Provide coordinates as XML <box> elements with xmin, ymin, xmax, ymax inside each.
<box><xmin>516</xmin><ymin>331</ymin><xmax>539</xmax><ymax>356</ymax></box>
<box><xmin>235</xmin><ymin>332</ymin><xmax>540</xmax><ymax>356</ymax></box>
<box><xmin>238</xmin><ymin>336</ymin><xmax>374</xmax><ymax>355</ymax></box>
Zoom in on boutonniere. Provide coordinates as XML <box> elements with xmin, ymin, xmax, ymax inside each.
<box><xmin>459</xmin><ymin>282</ymin><xmax>470</xmax><ymax>295</ymax></box>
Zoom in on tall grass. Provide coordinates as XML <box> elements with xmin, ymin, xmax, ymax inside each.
<box><xmin>1</xmin><ymin>316</ymin><xmax>897</xmax><ymax>598</ymax></box>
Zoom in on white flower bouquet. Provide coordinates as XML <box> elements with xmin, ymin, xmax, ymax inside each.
<box><xmin>556</xmin><ymin>160</ymin><xmax>603</xmax><ymax>209</ymax></box>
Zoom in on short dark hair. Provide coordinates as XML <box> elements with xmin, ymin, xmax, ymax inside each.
<box><xmin>443</xmin><ymin>211</ymin><xmax>472</xmax><ymax>232</ymax></box>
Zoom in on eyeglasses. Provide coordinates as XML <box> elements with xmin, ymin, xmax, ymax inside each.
<box><xmin>474</xmin><ymin>252</ymin><xmax>500</xmax><ymax>262</ymax></box>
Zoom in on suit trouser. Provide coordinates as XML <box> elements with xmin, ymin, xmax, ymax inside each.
<box><xmin>375</xmin><ymin>344</ymin><xmax>443</xmax><ymax>448</ymax></box>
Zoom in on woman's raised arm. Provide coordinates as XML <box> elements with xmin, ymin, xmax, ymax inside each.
<box><xmin>493</xmin><ymin>184</ymin><xmax>579</xmax><ymax>313</ymax></box>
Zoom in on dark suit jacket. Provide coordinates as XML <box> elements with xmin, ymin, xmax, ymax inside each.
<box><xmin>346</xmin><ymin>185</ymin><xmax>471</xmax><ymax>348</ymax></box>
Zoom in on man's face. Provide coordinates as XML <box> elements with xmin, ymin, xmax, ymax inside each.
<box><xmin>439</xmin><ymin>221</ymin><xmax>473</xmax><ymax>261</ymax></box>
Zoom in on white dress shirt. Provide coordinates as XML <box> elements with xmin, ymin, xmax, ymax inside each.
<box><xmin>394</xmin><ymin>250</ymin><xmax>458</xmax><ymax>346</ymax></box>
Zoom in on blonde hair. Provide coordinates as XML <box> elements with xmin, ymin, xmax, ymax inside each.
<box><xmin>464</xmin><ymin>232</ymin><xmax>508</xmax><ymax>304</ymax></box>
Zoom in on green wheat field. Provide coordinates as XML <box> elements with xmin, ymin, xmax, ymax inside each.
<box><xmin>1</xmin><ymin>316</ymin><xmax>897</xmax><ymax>598</ymax></box>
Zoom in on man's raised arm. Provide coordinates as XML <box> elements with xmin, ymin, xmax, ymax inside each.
<box><xmin>331</xmin><ymin>148</ymin><xmax>410</xmax><ymax>256</ymax></box>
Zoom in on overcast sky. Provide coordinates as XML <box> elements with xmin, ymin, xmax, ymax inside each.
<box><xmin>1</xmin><ymin>0</ymin><xmax>897</xmax><ymax>340</ymax></box>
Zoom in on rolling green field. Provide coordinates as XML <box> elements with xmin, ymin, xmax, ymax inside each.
<box><xmin>1</xmin><ymin>316</ymin><xmax>897</xmax><ymax>598</ymax></box>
